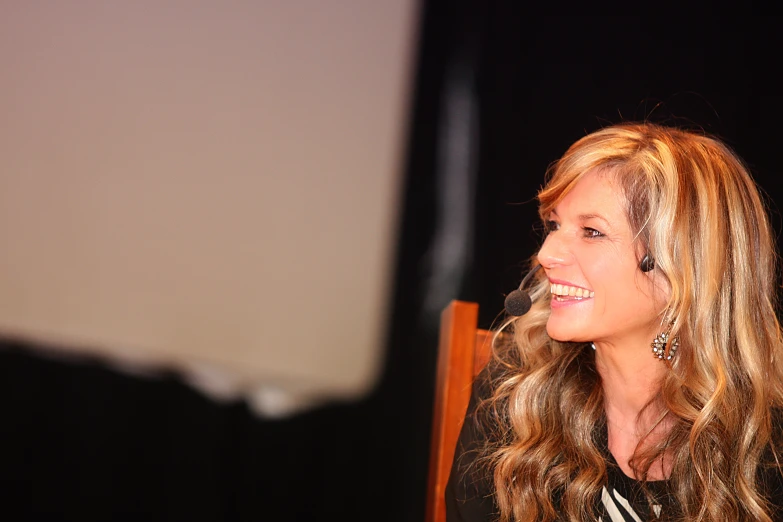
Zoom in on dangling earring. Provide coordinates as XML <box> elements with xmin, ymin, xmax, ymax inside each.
<box><xmin>651</xmin><ymin>326</ymin><xmax>679</xmax><ymax>361</ymax></box>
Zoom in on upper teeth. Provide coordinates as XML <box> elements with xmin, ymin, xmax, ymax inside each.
<box><xmin>550</xmin><ymin>284</ymin><xmax>594</xmax><ymax>298</ymax></box>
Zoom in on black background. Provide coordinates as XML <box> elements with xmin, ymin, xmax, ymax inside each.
<box><xmin>2</xmin><ymin>9</ymin><xmax>782</xmax><ymax>522</ymax></box>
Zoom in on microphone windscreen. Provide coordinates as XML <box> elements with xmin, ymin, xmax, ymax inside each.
<box><xmin>504</xmin><ymin>289</ymin><xmax>532</xmax><ymax>316</ymax></box>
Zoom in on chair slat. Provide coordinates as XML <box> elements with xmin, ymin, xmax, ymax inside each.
<box><xmin>426</xmin><ymin>300</ymin><xmax>491</xmax><ymax>522</ymax></box>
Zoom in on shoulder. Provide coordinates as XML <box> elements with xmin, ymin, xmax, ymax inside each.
<box><xmin>757</xmin><ymin>408</ymin><xmax>783</xmax><ymax>516</ymax></box>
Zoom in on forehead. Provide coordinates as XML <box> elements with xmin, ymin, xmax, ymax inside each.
<box><xmin>552</xmin><ymin>169</ymin><xmax>627</xmax><ymax>223</ymax></box>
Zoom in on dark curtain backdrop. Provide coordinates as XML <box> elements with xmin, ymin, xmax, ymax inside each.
<box><xmin>2</xmin><ymin>8</ymin><xmax>782</xmax><ymax>522</ymax></box>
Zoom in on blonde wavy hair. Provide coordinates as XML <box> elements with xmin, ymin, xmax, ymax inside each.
<box><xmin>478</xmin><ymin>122</ymin><xmax>783</xmax><ymax>521</ymax></box>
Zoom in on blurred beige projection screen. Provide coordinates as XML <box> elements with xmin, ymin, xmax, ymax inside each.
<box><xmin>0</xmin><ymin>1</ymin><xmax>416</xmax><ymax>416</ymax></box>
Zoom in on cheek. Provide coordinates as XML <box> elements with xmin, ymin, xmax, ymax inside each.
<box><xmin>585</xmin><ymin>251</ymin><xmax>631</xmax><ymax>290</ymax></box>
<box><xmin>587</xmin><ymin>253</ymin><xmax>645</xmax><ymax>310</ymax></box>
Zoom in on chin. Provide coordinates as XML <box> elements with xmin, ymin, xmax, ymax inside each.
<box><xmin>545</xmin><ymin>320</ymin><xmax>589</xmax><ymax>343</ymax></box>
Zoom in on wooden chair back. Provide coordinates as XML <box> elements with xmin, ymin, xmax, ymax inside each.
<box><xmin>425</xmin><ymin>300</ymin><xmax>493</xmax><ymax>522</ymax></box>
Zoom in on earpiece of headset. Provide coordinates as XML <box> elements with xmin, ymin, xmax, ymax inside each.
<box><xmin>639</xmin><ymin>253</ymin><xmax>655</xmax><ymax>272</ymax></box>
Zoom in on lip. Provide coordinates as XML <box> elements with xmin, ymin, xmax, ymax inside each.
<box><xmin>547</xmin><ymin>278</ymin><xmax>594</xmax><ymax>309</ymax></box>
<box><xmin>550</xmin><ymin>295</ymin><xmax>592</xmax><ymax>309</ymax></box>
<box><xmin>547</xmin><ymin>278</ymin><xmax>587</xmax><ymax>288</ymax></box>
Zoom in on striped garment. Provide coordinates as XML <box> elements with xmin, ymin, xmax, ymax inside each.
<box><xmin>598</xmin><ymin>484</ymin><xmax>662</xmax><ymax>522</ymax></box>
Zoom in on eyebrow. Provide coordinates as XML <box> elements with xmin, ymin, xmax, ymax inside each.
<box><xmin>550</xmin><ymin>209</ymin><xmax>610</xmax><ymax>225</ymax></box>
<box><xmin>578</xmin><ymin>213</ymin><xmax>610</xmax><ymax>225</ymax></box>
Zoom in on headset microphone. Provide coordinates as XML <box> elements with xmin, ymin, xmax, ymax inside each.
<box><xmin>504</xmin><ymin>264</ymin><xmax>543</xmax><ymax>316</ymax></box>
<box><xmin>504</xmin><ymin>254</ymin><xmax>651</xmax><ymax>316</ymax></box>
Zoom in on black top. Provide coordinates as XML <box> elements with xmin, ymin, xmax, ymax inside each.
<box><xmin>445</xmin><ymin>374</ymin><xmax>783</xmax><ymax>521</ymax></box>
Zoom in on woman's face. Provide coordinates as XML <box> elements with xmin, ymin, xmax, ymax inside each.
<box><xmin>537</xmin><ymin>169</ymin><xmax>669</xmax><ymax>349</ymax></box>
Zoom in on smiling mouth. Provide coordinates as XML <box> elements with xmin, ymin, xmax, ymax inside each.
<box><xmin>550</xmin><ymin>283</ymin><xmax>594</xmax><ymax>301</ymax></box>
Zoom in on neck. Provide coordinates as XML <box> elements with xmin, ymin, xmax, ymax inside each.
<box><xmin>594</xmin><ymin>335</ymin><xmax>673</xmax><ymax>481</ymax></box>
<box><xmin>594</xmin><ymin>339</ymin><xmax>668</xmax><ymax>427</ymax></box>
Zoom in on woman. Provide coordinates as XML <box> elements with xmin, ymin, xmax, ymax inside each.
<box><xmin>446</xmin><ymin>122</ymin><xmax>783</xmax><ymax>521</ymax></box>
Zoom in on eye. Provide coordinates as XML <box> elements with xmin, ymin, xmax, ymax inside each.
<box><xmin>583</xmin><ymin>227</ymin><xmax>604</xmax><ymax>238</ymax></box>
<box><xmin>544</xmin><ymin>220</ymin><xmax>560</xmax><ymax>234</ymax></box>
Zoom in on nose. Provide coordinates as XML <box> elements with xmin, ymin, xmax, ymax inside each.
<box><xmin>537</xmin><ymin>232</ymin><xmax>574</xmax><ymax>268</ymax></box>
